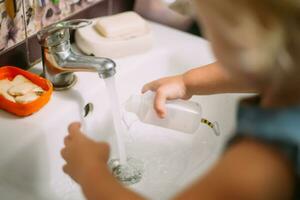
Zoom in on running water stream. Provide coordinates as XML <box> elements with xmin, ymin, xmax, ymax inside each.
<box><xmin>104</xmin><ymin>77</ymin><xmax>127</xmax><ymax>164</ymax></box>
<box><xmin>104</xmin><ymin>76</ymin><xmax>143</xmax><ymax>185</ymax></box>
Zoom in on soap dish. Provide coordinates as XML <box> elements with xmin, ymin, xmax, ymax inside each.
<box><xmin>0</xmin><ymin>66</ymin><xmax>53</xmax><ymax>117</ymax></box>
<box><xmin>75</xmin><ymin>18</ymin><xmax>153</xmax><ymax>58</ymax></box>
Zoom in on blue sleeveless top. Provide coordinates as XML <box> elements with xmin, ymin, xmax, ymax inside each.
<box><xmin>236</xmin><ymin>97</ymin><xmax>300</xmax><ymax>176</ymax></box>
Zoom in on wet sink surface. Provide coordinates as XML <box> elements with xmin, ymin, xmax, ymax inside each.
<box><xmin>0</xmin><ymin>22</ymin><xmax>243</xmax><ymax>200</ymax></box>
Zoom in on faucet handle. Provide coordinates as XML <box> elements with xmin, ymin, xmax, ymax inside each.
<box><xmin>37</xmin><ymin>19</ymin><xmax>92</xmax><ymax>47</ymax></box>
<box><xmin>62</xmin><ymin>19</ymin><xmax>92</xmax><ymax>30</ymax></box>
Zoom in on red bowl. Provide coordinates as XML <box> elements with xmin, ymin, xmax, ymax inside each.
<box><xmin>0</xmin><ymin>66</ymin><xmax>53</xmax><ymax>117</ymax></box>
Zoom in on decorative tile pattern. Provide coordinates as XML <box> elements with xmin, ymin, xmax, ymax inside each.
<box><xmin>0</xmin><ymin>0</ymin><xmax>26</xmax><ymax>52</ymax></box>
<box><xmin>0</xmin><ymin>0</ymin><xmax>102</xmax><ymax>54</ymax></box>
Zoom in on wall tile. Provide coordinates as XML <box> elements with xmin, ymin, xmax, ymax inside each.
<box><xmin>0</xmin><ymin>0</ymin><xmax>133</xmax><ymax>69</ymax></box>
<box><xmin>0</xmin><ymin>0</ymin><xmax>26</xmax><ymax>53</ymax></box>
<box><xmin>0</xmin><ymin>0</ymin><xmax>103</xmax><ymax>55</ymax></box>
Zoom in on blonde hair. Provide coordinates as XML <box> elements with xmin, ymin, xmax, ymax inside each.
<box><xmin>197</xmin><ymin>0</ymin><xmax>300</xmax><ymax>105</ymax></box>
<box><xmin>249</xmin><ymin>0</ymin><xmax>300</xmax><ymax>105</ymax></box>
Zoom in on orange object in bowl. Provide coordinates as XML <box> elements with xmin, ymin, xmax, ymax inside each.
<box><xmin>0</xmin><ymin>66</ymin><xmax>53</xmax><ymax>117</ymax></box>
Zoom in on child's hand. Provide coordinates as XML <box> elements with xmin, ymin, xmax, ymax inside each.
<box><xmin>61</xmin><ymin>122</ymin><xmax>110</xmax><ymax>184</ymax></box>
<box><xmin>142</xmin><ymin>75</ymin><xmax>191</xmax><ymax>118</ymax></box>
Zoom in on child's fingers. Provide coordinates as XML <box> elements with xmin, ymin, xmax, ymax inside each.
<box><xmin>61</xmin><ymin>147</ymin><xmax>69</xmax><ymax>160</ymax></box>
<box><xmin>154</xmin><ymin>90</ymin><xmax>167</xmax><ymax>118</ymax></box>
<box><xmin>141</xmin><ymin>83</ymin><xmax>152</xmax><ymax>93</ymax></box>
<box><xmin>64</xmin><ymin>135</ymin><xmax>71</xmax><ymax>145</ymax></box>
<box><xmin>68</xmin><ymin>122</ymin><xmax>82</xmax><ymax>137</ymax></box>
<box><xmin>141</xmin><ymin>81</ymin><xmax>159</xmax><ymax>93</ymax></box>
<box><xmin>62</xmin><ymin>164</ymin><xmax>69</xmax><ymax>175</ymax></box>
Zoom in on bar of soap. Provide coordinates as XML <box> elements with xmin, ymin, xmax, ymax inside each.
<box><xmin>15</xmin><ymin>92</ymin><xmax>39</xmax><ymax>104</ymax></box>
<box><xmin>0</xmin><ymin>75</ymin><xmax>45</xmax><ymax>104</ymax></box>
<box><xmin>0</xmin><ymin>79</ymin><xmax>13</xmax><ymax>92</ymax></box>
<box><xmin>11</xmin><ymin>74</ymin><xmax>31</xmax><ymax>85</ymax></box>
<box><xmin>0</xmin><ymin>79</ymin><xmax>15</xmax><ymax>102</ymax></box>
<box><xmin>0</xmin><ymin>90</ymin><xmax>16</xmax><ymax>102</ymax></box>
<box><xmin>95</xmin><ymin>11</ymin><xmax>147</xmax><ymax>38</ymax></box>
<box><xmin>11</xmin><ymin>75</ymin><xmax>44</xmax><ymax>96</ymax></box>
<box><xmin>75</xmin><ymin>16</ymin><xmax>153</xmax><ymax>58</ymax></box>
<box><xmin>32</xmin><ymin>86</ymin><xmax>45</xmax><ymax>95</ymax></box>
<box><xmin>8</xmin><ymin>82</ymin><xmax>36</xmax><ymax>96</ymax></box>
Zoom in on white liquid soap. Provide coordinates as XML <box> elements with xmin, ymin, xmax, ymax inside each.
<box><xmin>125</xmin><ymin>92</ymin><xmax>202</xmax><ymax>134</ymax></box>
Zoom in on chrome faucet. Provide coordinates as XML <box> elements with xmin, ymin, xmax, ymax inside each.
<box><xmin>37</xmin><ymin>19</ymin><xmax>116</xmax><ymax>90</ymax></box>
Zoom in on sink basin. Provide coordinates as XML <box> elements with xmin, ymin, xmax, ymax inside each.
<box><xmin>0</xmin><ymin>22</ymin><xmax>242</xmax><ymax>200</ymax></box>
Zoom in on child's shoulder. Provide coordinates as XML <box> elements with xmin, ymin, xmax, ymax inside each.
<box><xmin>233</xmin><ymin>96</ymin><xmax>300</xmax><ymax>175</ymax></box>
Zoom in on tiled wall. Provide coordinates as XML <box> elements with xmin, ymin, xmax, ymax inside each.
<box><xmin>0</xmin><ymin>0</ymin><xmax>104</xmax><ymax>54</ymax></box>
<box><xmin>0</xmin><ymin>0</ymin><xmax>134</xmax><ymax>69</ymax></box>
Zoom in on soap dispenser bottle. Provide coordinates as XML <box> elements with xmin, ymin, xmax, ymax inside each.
<box><xmin>125</xmin><ymin>92</ymin><xmax>220</xmax><ymax>135</ymax></box>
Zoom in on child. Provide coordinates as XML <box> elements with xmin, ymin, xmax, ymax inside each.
<box><xmin>61</xmin><ymin>0</ymin><xmax>300</xmax><ymax>199</ymax></box>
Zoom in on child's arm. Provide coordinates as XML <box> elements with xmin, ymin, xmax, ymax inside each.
<box><xmin>172</xmin><ymin>139</ymin><xmax>294</xmax><ymax>200</ymax></box>
<box><xmin>142</xmin><ymin>62</ymin><xmax>257</xmax><ymax>118</ymax></box>
<box><xmin>183</xmin><ymin>62</ymin><xmax>256</xmax><ymax>95</ymax></box>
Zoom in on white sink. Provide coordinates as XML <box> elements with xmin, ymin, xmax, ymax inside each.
<box><xmin>0</xmin><ymin>22</ymin><xmax>242</xmax><ymax>200</ymax></box>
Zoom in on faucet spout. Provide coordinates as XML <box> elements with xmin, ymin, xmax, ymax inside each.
<box><xmin>38</xmin><ymin>19</ymin><xmax>116</xmax><ymax>90</ymax></box>
<box><xmin>55</xmin><ymin>46</ymin><xmax>116</xmax><ymax>78</ymax></box>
